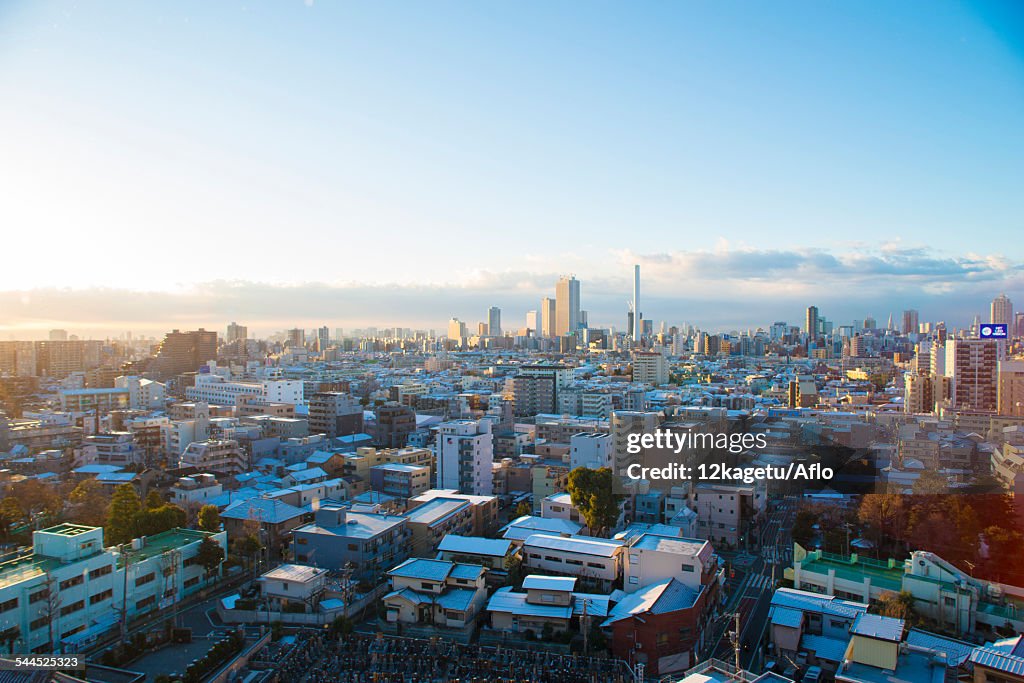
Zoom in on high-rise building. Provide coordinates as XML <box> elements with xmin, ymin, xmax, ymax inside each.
<box><xmin>805</xmin><ymin>306</ymin><xmax>819</xmax><ymax>339</ymax></box>
<box><xmin>555</xmin><ymin>276</ymin><xmax>581</xmax><ymax>337</ymax></box>
<box><xmin>632</xmin><ymin>351</ymin><xmax>668</xmax><ymax>385</ymax></box>
<box><xmin>487</xmin><ymin>306</ymin><xmax>501</xmax><ymax>337</ymax></box>
<box><xmin>48</xmin><ymin>329</ymin><xmax>68</xmax><ymax>341</ymax></box>
<box><xmin>992</xmin><ymin>294</ymin><xmax>1014</xmax><ymax>327</ymax></box>
<box><xmin>510</xmin><ymin>364</ymin><xmax>574</xmax><ymax>417</ymax></box>
<box><xmin>286</xmin><ymin>328</ymin><xmax>305</xmax><ymax>348</ymax></box>
<box><xmin>308</xmin><ymin>392</ymin><xmax>364</xmax><ymax>438</ymax></box>
<box><xmin>149</xmin><ymin>329</ymin><xmax>218</xmax><ymax>380</ymax></box>
<box><xmin>998</xmin><ymin>360</ymin><xmax>1024</xmax><ymax>417</ymax></box>
<box><xmin>447</xmin><ymin>318</ymin><xmax>467</xmax><ymax>341</ymax></box>
<box><xmin>944</xmin><ymin>339</ymin><xmax>999</xmax><ymax>412</ymax></box>
<box><xmin>317</xmin><ymin>326</ymin><xmax>330</xmax><ymax>352</ymax></box>
<box><xmin>226</xmin><ymin>322</ymin><xmax>248</xmax><ymax>344</ymax></box>
<box><xmin>435</xmin><ymin>419</ymin><xmax>494</xmax><ymax>495</ymax></box>
<box><xmin>632</xmin><ymin>265</ymin><xmax>641</xmax><ymax>341</ymax></box>
<box><xmin>525</xmin><ymin>310</ymin><xmax>538</xmax><ymax>333</ymax></box>
<box><xmin>540</xmin><ymin>298</ymin><xmax>556</xmax><ymax>337</ymax></box>
<box><xmin>902</xmin><ymin>310</ymin><xmax>919</xmax><ymax>336</ymax></box>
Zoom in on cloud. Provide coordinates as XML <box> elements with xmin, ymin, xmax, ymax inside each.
<box><xmin>1</xmin><ymin>245</ymin><xmax>1020</xmax><ymax>338</ymax></box>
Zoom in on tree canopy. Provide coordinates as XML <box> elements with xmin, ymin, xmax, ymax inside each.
<box><xmin>566</xmin><ymin>467</ymin><xmax>621</xmax><ymax>537</ymax></box>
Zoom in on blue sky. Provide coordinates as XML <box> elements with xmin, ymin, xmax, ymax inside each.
<box><xmin>1</xmin><ymin>1</ymin><xmax>1022</xmax><ymax>336</ymax></box>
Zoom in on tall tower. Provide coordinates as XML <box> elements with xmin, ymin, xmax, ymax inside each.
<box><xmin>992</xmin><ymin>294</ymin><xmax>1014</xmax><ymax>327</ymax></box>
<box><xmin>555</xmin><ymin>276</ymin><xmax>581</xmax><ymax>337</ymax></box>
<box><xmin>487</xmin><ymin>306</ymin><xmax>502</xmax><ymax>337</ymax></box>
<box><xmin>632</xmin><ymin>265</ymin><xmax>641</xmax><ymax>342</ymax></box>
<box><xmin>541</xmin><ymin>298</ymin><xmax>556</xmax><ymax>337</ymax></box>
<box><xmin>805</xmin><ymin>306</ymin><xmax>819</xmax><ymax>338</ymax></box>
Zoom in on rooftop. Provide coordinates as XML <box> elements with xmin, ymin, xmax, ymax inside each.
<box><xmin>262</xmin><ymin>563</ymin><xmax>326</xmax><ymax>584</ymax></box>
<box><xmin>522</xmin><ymin>533</ymin><xmax>623</xmax><ymax>558</ymax></box>
<box><xmin>523</xmin><ymin>575</ymin><xmax>577</xmax><ymax>592</ymax></box>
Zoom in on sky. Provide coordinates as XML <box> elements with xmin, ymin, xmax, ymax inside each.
<box><xmin>1</xmin><ymin>1</ymin><xmax>1022</xmax><ymax>338</ymax></box>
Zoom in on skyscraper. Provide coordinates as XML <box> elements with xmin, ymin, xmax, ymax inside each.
<box><xmin>555</xmin><ymin>275</ymin><xmax>581</xmax><ymax>337</ymax></box>
<box><xmin>226</xmin><ymin>322</ymin><xmax>247</xmax><ymax>343</ymax></box>
<box><xmin>805</xmin><ymin>306</ymin><xmax>819</xmax><ymax>338</ymax></box>
<box><xmin>487</xmin><ymin>306</ymin><xmax>501</xmax><ymax>337</ymax></box>
<box><xmin>149</xmin><ymin>329</ymin><xmax>218</xmax><ymax>380</ymax></box>
<box><xmin>525</xmin><ymin>310</ymin><xmax>538</xmax><ymax>333</ymax></box>
<box><xmin>992</xmin><ymin>294</ymin><xmax>1014</xmax><ymax>327</ymax></box>
<box><xmin>632</xmin><ymin>265</ymin><xmax>641</xmax><ymax>342</ymax></box>
<box><xmin>902</xmin><ymin>309</ymin><xmax>919</xmax><ymax>336</ymax></box>
<box><xmin>540</xmin><ymin>298</ymin><xmax>556</xmax><ymax>337</ymax></box>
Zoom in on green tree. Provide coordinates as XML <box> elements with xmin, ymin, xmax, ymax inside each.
<box><xmin>198</xmin><ymin>504</ymin><xmax>221</xmax><ymax>532</ymax></box>
<box><xmin>566</xmin><ymin>467</ymin><xmax>622</xmax><ymax>537</ymax></box>
<box><xmin>68</xmin><ymin>478</ymin><xmax>109</xmax><ymax>526</ymax></box>
<box><xmin>233</xmin><ymin>534</ymin><xmax>263</xmax><ymax>572</ymax></box>
<box><xmin>145</xmin><ymin>490</ymin><xmax>164</xmax><ymax>509</ymax></box>
<box><xmin>513</xmin><ymin>501</ymin><xmax>533</xmax><ymax>519</ymax></box>
<box><xmin>106</xmin><ymin>484</ymin><xmax>142</xmax><ymax>546</ymax></box>
<box><xmin>195</xmin><ymin>537</ymin><xmax>225</xmax><ymax>580</ymax></box>
<box><xmin>792</xmin><ymin>508</ymin><xmax>818</xmax><ymax>548</ymax></box>
<box><xmin>0</xmin><ymin>498</ymin><xmax>25</xmax><ymax>540</ymax></box>
<box><xmin>135</xmin><ymin>504</ymin><xmax>187</xmax><ymax>538</ymax></box>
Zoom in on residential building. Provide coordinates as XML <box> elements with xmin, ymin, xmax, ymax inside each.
<box><xmin>292</xmin><ymin>505</ymin><xmax>410</xmax><ymax>580</ymax></box>
<box><xmin>179</xmin><ymin>439</ymin><xmax>248</xmax><ymax>477</ymax></box>
<box><xmin>307</xmin><ymin>392</ymin><xmax>364</xmax><ymax>438</ymax></box>
<box><xmin>434</xmin><ymin>419</ymin><xmax>494</xmax><ymax>495</ymax></box>
<box><xmin>382</xmin><ymin>558</ymin><xmax>488</xmax><ymax>628</ymax></box>
<box><xmin>149</xmin><ymin>329</ymin><xmax>218</xmax><ymax>380</ymax></box>
<box><xmin>632</xmin><ymin>351</ymin><xmax>669</xmax><ymax>385</ymax></box>
<box><xmin>521</xmin><ymin>533</ymin><xmax>624</xmax><ymax>590</ymax></box>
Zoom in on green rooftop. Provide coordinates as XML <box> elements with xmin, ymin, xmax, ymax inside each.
<box><xmin>115</xmin><ymin>528</ymin><xmax>217</xmax><ymax>567</ymax></box>
<box><xmin>799</xmin><ymin>551</ymin><xmax>904</xmax><ymax>592</ymax></box>
<box><xmin>0</xmin><ymin>553</ymin><xmax>60</xmax><ymax>589</ymax></box>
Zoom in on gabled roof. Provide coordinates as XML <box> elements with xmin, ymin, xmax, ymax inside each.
<box><xmin>522</xmin><ymin>533</ymin><xmax>622</xmax><ymax>558</ymax></box>
<box><xmin>601</xmin><ymin>578</ymin><xmax>699</xmax><ymax>626</ymax></box>
<box><xmin>487</xmin><ymin>586</ymin><xmax>573</xmax><ymax>619</ymax></box>
<box><xmin>221</xmin><ymin>497</ymin><xmax>306</xmax><ymax>524</ymax></box>
<box><xmin>770</xmin><ymin>587</ymin><xmax>868</xmax><ymax>620</ymax></box>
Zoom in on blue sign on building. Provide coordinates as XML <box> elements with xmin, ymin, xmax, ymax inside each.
<box><xmin>980</xmin><ymin>323</ymin><xmax>1008</xmax><ymax>339</ymax></box>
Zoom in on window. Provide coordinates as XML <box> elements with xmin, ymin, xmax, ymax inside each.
<box><xmin>0</xmin><ymin>598</ymin><xmax>17</xmax><ymax>613</ymax></box>
<box><xmin>89</xmin><ymin>564</ymin><xmax>113</xmax><ymax>580</ymax></box>
<box><xmin>544</xmin><ymin>556</ymin><xmax>562</xmax><ymax>563</ymax></box>
<box><xmin>296</xmin><ymin>537</ymin><xmax>308</xmax><ymax>545</ymax></box>
<box><xmin>586</xmin><ymin>562</ymin><xmax>604</xmax><ymax>569</ymax></box>
<box><xmin>135</xmin><ymin>572</ymin><xmax>156</xmax><ymax>587</ymax></box>
<box><xmin>943</xmin><ymin>596</ymin><xmax>956</xmax><ymax>607</ymax></box>
<box><xmin>541</xmin><ymin>594</ymin><xmax>554</xmax><ymax>603</ymax></box>
<box><xmin>60</xmin><ymin>600</ymin><xmax>84</xmax><ymax>617</ymax></box>
<box><xmin>90</xmin><ymin>589</ymin><xmax>113</xmax><ymax>605</ymax></box>
<box><xmin>681</xmin><ymin>564</ymin><xmax>695</xmax><ymax>572</ymax></box>
<box><xmin>628</xmin><ymin>576</ymin><xmax>639</xmax><ymax>585</ymax></box>
<box><xmin>61</xmin><ymin>625</ymin><xmax>85</xmax><ymax>640</ymax></box>
<box><xmin>184</xmin><ymin>577</ymin><xmax>200</xmax><ymax>589</ymax></box>
<box><xmin>347</xmin><ymin>544</ymin><xmax>358</xmax><ymax>551</ymax></box>
<box><xmin>29</xmin><ymin>589</ymin><xmax>49</xmax><ymax>604</ymax></box>
<box><xmin>136</xmin><ymin>595</ymin><xmax>156</xmax><ymax>611</ymax></box>
<box><xmin>421</xmin><ymin>582</ymin><xmax>434</xmax><ymax>590</ymax></box>
<box><xmin>29</xmin><ymin>617</ymin><xmax>48</xmax><ymax>632</ymax></box>
<box><xmin>59</xmin><ymin>575</ymin><xmax>84</xmax><ymax>591</ymax></box>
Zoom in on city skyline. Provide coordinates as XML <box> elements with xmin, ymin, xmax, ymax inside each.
<box><xmin>1</xmin><ymin>2</ymin><xmax>1023</xmax><ymax>332</ymax></box>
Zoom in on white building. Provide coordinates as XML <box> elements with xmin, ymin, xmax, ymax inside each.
<box><xmin>521</xmin><ymin>533</ymin><xmax>624</xmax><ymax>589</ymax></box>
<box><xmin>186</xmin><ymin>373</ymin><xmax>303</xmax><ymax>408</ymax></box>
<box><xmin>623</xmin><ymin>533</ymin><xmax>715</xmax><ymax>592</ymax></box>
<box><xmin>435</xmin><ymin>419</ymin><xmax>494</xmax><ymax>495</ymax></box>
<box><xmin>632</xmin><ymin>351</ymin><xmax>669</xmax><ymax>385</ymax></box>
<box><xmin>179</xmin><ymin>439</ymin><xmax>248</xmax><ymax>476</ymax></box>
<box><xmin>569</xmin><ymin>432</ymin><xmax>612</xmax><ymax>470</ymax></box>
<box><xmin>114</xmin><ymin>375</ymin><xmax>167</xmax><ymax>410</ymax></box>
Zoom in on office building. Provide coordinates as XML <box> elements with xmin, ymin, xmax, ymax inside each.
<box><xmin>555</xmin><ymin>276</ymin><xmax>580</xmax><ymax>337</ymax></box>
<box><xmin>487</xmin><ymin>307</ymin><xmax>501</xmax><ymax>337</ymax></box>
<box><xmin>540</xmin><ymin>298</ymin><xmax>556</xmax><ymax>337</ymax></box>
<box><xmin>149</xmin><ymin>329</ymin><xmax>218</xmax><ymax>380</ymax></box>
<box><xmin>992</xmin><ymin>294</ymin><xmax>1014</xmax><ymax>327</ymax></box>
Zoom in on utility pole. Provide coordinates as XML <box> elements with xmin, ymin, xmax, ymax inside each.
<box><xmin>729</xmin><ymin>611</ymin><xmax>742</xmax><ymax>678</ymax></box>
<box><xmin>119</xmin><ymin>544</ymin><xmax>132</xmax><ymax>645</ymax></box>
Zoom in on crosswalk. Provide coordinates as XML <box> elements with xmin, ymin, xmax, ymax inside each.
<box><xmin>761</xmin><ymin>545</ymin><xmax>792</xmax><ymax>565</ymax></box>
<box><xmin>745</xmin><ymin>573</ymin><xmax>773</xmax><ymax>591</ymax></box>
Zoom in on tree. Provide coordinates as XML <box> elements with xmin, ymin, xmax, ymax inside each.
<box><xmin>872</xmin><ymin>590</ymin><xmax>918</xmax><ymax>625</ymax></box>
<box><xmin>195</xmin><ymin>537</ymin><xmax>225</xmax><ymax>580</ymax></box>
<box><xmin>858</xmin><ymin>493</ymin><xmax>907</xmax><ymax>553</ymax></box>
<box><xmin>792</xmin><ymin>508</ymin><xmax>818</xmax><ymax>548</ymax></box>
<box><xmin>106</xmin><ymin>484</ymin><xmax>142</xmax><ymax>546</ymax></box>
<box><xmin>912</xmin><ymin>470</ymin><xmax>948</xmax><ymax>496</ymax></box>
<box><xmin>233</xmin><ymin>534</ymin><xmax>263</xmax><ymax>573</ymax></box>
<box><xmin>908</xmin><ymin>496</ymin><xmax>980</xmax><ymax>566</ymax></box>
<box><xmin>198</xmin><ymin>504</ymin><xmax>221</xmax><ymax>532</ymax></box>
<box><xmin>566</xmin><ymin>467</ymin><xmax>622</xmax><ymax>537</ymax></box>
<box><xmin>513</xmin><ymin>501</ymin><xmax>533</xmax><ymax>519</ymax></box>
<box><xmin>135</xmin><ymin>504</ymin><xmax>187</xmax><ymax>538</ymax></box>
<box><xmin>68</xmin><ymin>478</ymin><xmax>109</xmax><ymax>526</ymax></box>
<box><xmin>10</xmin><ymin>479</ymin><xmax>61</xmax><ymax>519</ymax></box>
<box><xmin>145</xmin><ymin>490</ymin><xmax>164</xmax><ymax>510</ymax></box>
<box><xmin>983</xmin><ymin>525</ymin><xmax>1024</xmax><ymax>584</ymax></box>
<box><xmin>0</xmin><ymin>498</ymin><xmax>24</xmax><ymax>540</ymax></box>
